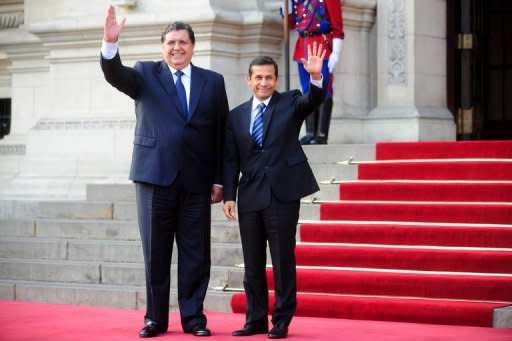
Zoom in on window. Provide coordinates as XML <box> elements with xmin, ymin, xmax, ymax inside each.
<box><xmin>0</xmin><ymin>98</ymin><xmax>11</xmax><ymax>139</ymax></box>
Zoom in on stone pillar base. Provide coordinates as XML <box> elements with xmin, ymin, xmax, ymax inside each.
<box><xmin>327</xmin><ymin>106</ymin><xmax>456</xmax><ymax>144</ymax></box>
<box><xmin>494</xmin><ymin>305</ymin><xmax>512</xmax><ymax>328</ymax></box>
<box><xmin>364</xmin><ymin>106</ymin><xmax>456</xmax><ymax>143</ymax></box>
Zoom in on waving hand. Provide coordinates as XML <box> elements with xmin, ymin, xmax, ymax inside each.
<box><xmin>300</xmin><ymin>41</ymin><xmax>327</xmax><ymax>80</ymax></box>
<box><xmin>103</xmin><ymin>5</ymin><xmax>126</xmax><ymax>43</ymax></box>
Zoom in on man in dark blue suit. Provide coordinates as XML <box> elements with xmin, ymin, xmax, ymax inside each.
<box><xmin>100</xmin><ymin>5</ymin><xmax>228</xmax><ymax>338</ymax></box>
<box><xmin>223</xmin><ymin>43</ymin><xmax>325</xmax><ymax>339</ymax></box>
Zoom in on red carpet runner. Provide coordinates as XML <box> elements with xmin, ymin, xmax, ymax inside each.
<box><xmin>231</xmin><ymin>140</ymin><xmax>512</xmax><ymax>327</ymax></box>
<box><xmin>4</xmin><ymin>300</ymin><xmax>512</xmax><ymax>341</ymax></box>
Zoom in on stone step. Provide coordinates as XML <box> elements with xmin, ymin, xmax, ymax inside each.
<box><xmin>0</xmin><ymin>237</ymin><xmax>67</xmax><ymax>260</ymax></box>
<box><xmin>38</xmin><ymin>201</ymin><xmax>113</xmax><ymax>220</ymax></box>
<box><xmin>85</xmin><ymin>166</ymin><xmax>356</xmax><ymax>204</ymax></box>
<box><xmin>0</xmin><ymin>200</ymin><xmax>39</xmax><ymax>220</ymax></box>
<box><xmin>0</xmin><ymin>279</ymin><xmax>233</xmax><ymax>312</ymax></box>
<box><xmin>0</xmin><ymin>218</ymin><xmax>240</xmax><ymax>243</ymax></box>
<box><xmin>303</xmin><ymin>144</ymin><xmax>375</xmax><ymax>163</ymax></box>
<box><xmin>298</xmin><ymin>203</ymin><xmax>320</xmax><ymax>221</ymax></box>
<box><xmin>310</xmin><ymin>163</ymin><xmax>359</xmax><ymax>183</ymax></box>
<box><xmin>33</xmin><ymin>218</ymin><xmax>140</xmax><ymax>241</ymax></box>
<box><xmin>0</xmin><ymin>237</ymin><xmax>244</xmax><ymax>266</ymax></box>
<box><xmin>112</xmin><ymin>201</ymin><xmax>321</xmax><ymax>221</ymax></box>
<box><xmin>0</xmin><ymin>258</ymin><xmax>100</xmax><ymax>284</ymax></box>
<box><xmin>0</xmin><ymin>199</ymin><xmax>114</xmax><ymax>220</ymax></box>
<box><xmin>87</xmin><ymin>182</ymin><xmax>135</xmax><ymax>202</ymax></box>
<box><xmin>0</xmin><ymin>219</ymin><xmax>35</xmax><ymax>237</ymax></box>
<box><xmin>83</xmin><ymin>145</ymin><xmax>373</xmax><ymax>203</ymax></box>
<box><xmin>0</xmin><ymin>176</ymin><xmax>88</xmax><ymax>200</ymax></box>
<box><xmin>0</xmin><ymin>258</ymin><xmax>244</xmax><ymax>290</ymax></box>
<box><xmin>304</xmin><ymin>183</ymin><xmax>340</xmax><ymax>201</ymax></box>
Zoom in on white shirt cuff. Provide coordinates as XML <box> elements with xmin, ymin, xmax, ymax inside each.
<box><xmin>101</xmin><ymin>40</ymin><xmax>119</xmax><ymax>60</ymax></box>
<box><xmin>310</xmin><ymin>75</ymin><xmax>323</xmax><ymax>88</ymax></box>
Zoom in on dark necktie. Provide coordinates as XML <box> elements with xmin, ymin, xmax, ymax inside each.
<box><xmin>252</xmin><ymin>103</ymin><xmax>266</xmax><ymax>147</ymax></box>
<box><xmin>175</xmin><ymin>70</ymin><xmax>188</xmax><ymax>119</ymax></box>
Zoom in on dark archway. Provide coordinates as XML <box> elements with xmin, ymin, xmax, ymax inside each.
<box><xmin>447</xmin><ymin>0</ymin><xmax>512</xmax><ymax>140</ymax></box>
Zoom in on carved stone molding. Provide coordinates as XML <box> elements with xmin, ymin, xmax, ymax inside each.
<box><xmin>0</xmin><ymin>13</ymin><xmax>23</xmax><ymax>29</ymax></box>
<box><xmin>388</xmin><ymin>0</ymin><xmax>406</xmax><ymax>85</ymax></box>
<box><xmin>0</xmin><ymin>0</ymin><xmax>24</xmax><ymax>29</ymax></box>
<box><xmin>34</xmin><ymin>119</ymin><xmax>136</xmax><ymax>130</ymax></box>
<box><xmin>111</xmin><ymin>0</ymin><xmax>137</xmax><ymax>8</ymax></box>
<box><xmin>0</xmin><ymin>144</ymin><xmax>25</xmax><ymax>155</ymax></box>
<box><xmin>343</xmin><ymin>0</ymin><xmax>377</xmax><ymax>31</ymax></box>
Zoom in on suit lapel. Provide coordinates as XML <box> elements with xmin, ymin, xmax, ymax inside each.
<box><xmin>189</xmin><ymin>64</ymin><xmax>206</xmax><ymax>120</ymax></box>
<box><xmin>237</xmin><ymin>99</ymin><xmax>255</xmax><ymax>149</ymax></box>
<box><xmin>156</xmin><ymin>61</ymin><xmax>187</xmax><ymax>119</ymax></box>
<box><xmin>240</xmin><ymin>99</ymin><xmax>252</xmax><ymax>137</ymax></box>
<box><xmin>262</xmin><ymin>92</ymin><xmax>279</xmax><ymax>144</ymax></box>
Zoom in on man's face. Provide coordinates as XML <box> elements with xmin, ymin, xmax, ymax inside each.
<box><xmin>247</xmin><ymin>64</ymin><xmax>279</xmax><ymax>101</ymax></box>
<box><xmin>162</xmin><ymin>29</ymin><xmax>194</xmax><ymax>70</ymax></box>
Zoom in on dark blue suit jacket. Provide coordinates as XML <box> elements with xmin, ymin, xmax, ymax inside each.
<box><xmin>223</xmin><ymin>85</ymin><xmax>324</xmax><ymax>212</ymax></box>
<box><xmin>101</xmin><ymin>53</ymin><xmax>228</xmax><ymax>193</ymax></box>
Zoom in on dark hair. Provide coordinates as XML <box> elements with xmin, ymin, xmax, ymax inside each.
<box><xmin>161</xmin><ymin>21</ymin><xmax>195</xmax><ymax>45</ymax></box>
<box><xmin>248</xmin><ymin>56</ymin><xmax>278</xmax><ymax>78</ymax></box>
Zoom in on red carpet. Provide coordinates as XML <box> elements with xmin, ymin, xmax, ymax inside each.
<box><xmin>299</xmin><ymin>222</ymin><xmax>512</xmax><ymax>248</ymax></box>
<box><xmin>375</xmin><ymin>140</ymin><xmax>512</xmax><ymax>159</ymax></box>
<box><xmin>231</xmin><ymin>294</ymin><xmax>508</xmax><ymax>328</ymax></box>
<box><xmin>231</xmin><ymin>140</ymin><xmax>512</xmax><ymax>327</ymax></box>
<box><xmin>2</xmin><ymin>301</ymin><xmax>511</xmax><ymax>340</ymax></box>
<box><xmin>269</xmin><ymin>268</ymin><xmax>512</xmax><ymax>302</ymax></box>
<box><xmin>320</xmin><ymin>201</ymin><xmax>512</xmax><ymax>224</ymax></box>
<box><xmin>357</xmin><ymin>161</ymin><xmax>512</xmax><ymax>180</ymax></box>
<box><xmin>339</xmin><ymin>181</ymin><xmax>512</xmax><ymax>202</ymax></box>
<box><xmin>295</xmin><ymin>243</ymin><xmax>512</xmax><ymax>273</ymax></box>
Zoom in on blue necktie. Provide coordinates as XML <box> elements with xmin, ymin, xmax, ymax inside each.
<box><xmin>252</xmin><ymin>103</ymin><xmax>266</xmax><ymax>147</ymax></box>
<box><xmin>175</xmin><ymin>70</ymin><xmax>188</xmax><ymax>119</ymax></box>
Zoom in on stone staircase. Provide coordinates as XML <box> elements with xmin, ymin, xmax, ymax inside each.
<box><xmin>0</xmin><ymin>144</ymin><xmax>375</xmax><ymax>312</ymax></box>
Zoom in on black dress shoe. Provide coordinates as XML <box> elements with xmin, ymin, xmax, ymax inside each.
<box><xmin>310</xmin><ymin>136</ymin><xmax>327</xmax><ymax>145</ymax></box>
<box><xmin>299</xmin><ymin>134</ymin><xmax>315</xmax><ymax>145</ymax></box>
<box><xmin>188</xmin><ymin>325</ymin><xmax>211</xmax><ymax>337</ymax></box>
<box><xmin>232</xmin><ymin>324</ymin><xmax>268</xmax><ymax>336</ymax></box>
<box><xmin>139</xmin><ymin>322</ymin><xmax>164</xmax><ymax>338</ymax></box>
<box><xmin>268</xmin><ymin>323</ymin><xmax>288</xmax><ymax>339</ymax></box>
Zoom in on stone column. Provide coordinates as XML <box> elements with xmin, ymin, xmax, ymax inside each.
<box><xmin>365</xmin><ymin>0</ymin><xmax>455</xmax><ymax>142</ymax></box>
<box><xmin>329</xmin><ymin>0</ymin><xmax>378</xmax><ymax>143</ymax></box>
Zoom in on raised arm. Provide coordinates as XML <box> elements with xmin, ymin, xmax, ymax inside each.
<box><xmin>100</xmin><ymin>5</ymin><xmax>140</xmax><ymax>99</ymax></box>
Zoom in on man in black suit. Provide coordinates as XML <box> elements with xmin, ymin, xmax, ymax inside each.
<box><xmin>100</xmin><ymin>5</ymin><xmax>228</xmax><ymax>338</ymax></box>
<box><xmin>223</xmin><ymin>43</ymin><xmax>326</xmax><ymax>339</ymax></box>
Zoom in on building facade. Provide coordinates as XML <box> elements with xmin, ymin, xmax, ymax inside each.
<box><xmin>0</xmin><ymin>0</ymin><xmax>460</xmax><ymax>195</ymax></box>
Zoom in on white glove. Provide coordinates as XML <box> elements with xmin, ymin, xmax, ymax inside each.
<box><xmin>287</xmin><ymin>0</ymin><xmax>293</xmax><ymax>14</ymax></box>
<box><xmin>327</xmin><ymin>38</ymin><xmax>343</xmax><ymax>73</ymax></box>
<box><xmin>280</xmin><ymin>0</ymin><xmax>293</xmax><ymax>16</ymax></box>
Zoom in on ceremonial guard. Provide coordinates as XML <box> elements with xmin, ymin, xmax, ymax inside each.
<box><xmin>287</xmin><ymin>0</ymin><xmax>344</xmax><ymax>144</ymax></box>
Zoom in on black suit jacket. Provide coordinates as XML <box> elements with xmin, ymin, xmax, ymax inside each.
<box><xmin>223</xmin><ymin>85</ymin><xmax>324</xmax><ymax>212</ymax></box>
<box><xmin>101</xmin><ymin>53</ymin><xmax>228</xmax><ymax>193</ymax></box>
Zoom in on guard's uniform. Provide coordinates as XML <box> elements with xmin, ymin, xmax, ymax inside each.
<box><xmin>290</xmin><ymin>0</ymin><xmax>344</xmax><ymax>63</ymax></box>
<box><xmin>288</xmin><ymin>0</ymin><xmax>344</xmax><ymax>144</ymax></box>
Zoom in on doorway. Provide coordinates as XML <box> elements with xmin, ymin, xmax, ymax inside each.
<box><xmin>447</xmin><ymin>0</ymin><xmax>512</xmax><ymax>140</ymax></box>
